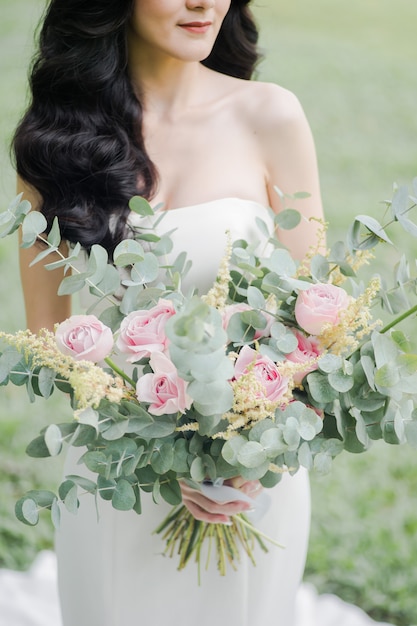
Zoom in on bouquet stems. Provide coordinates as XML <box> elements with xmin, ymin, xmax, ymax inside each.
<box><xmin>154</xmin><ymin>505</ymin><xmax>284</xmax><ymax>580</ymax></box>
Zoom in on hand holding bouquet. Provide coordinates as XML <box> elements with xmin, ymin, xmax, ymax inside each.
<box><xmin>1</xmin><ymin>182</ymin><xmax>417</xmax><ymax>575</ymax></box>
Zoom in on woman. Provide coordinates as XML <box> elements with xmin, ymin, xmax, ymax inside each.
<box><xmin>15</xmin><ymin>1</ymin><xmax>324</xmax><ymax>624</ymax></box>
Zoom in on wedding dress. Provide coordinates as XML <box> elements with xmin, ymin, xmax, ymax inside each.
<box><xmin>55</xmin><ymin>198</ymin><xmax>311</xmax><ymax>626</ymax></box>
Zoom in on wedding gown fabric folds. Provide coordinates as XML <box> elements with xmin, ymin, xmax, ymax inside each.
<box><xmin>55</xmin><ymin>199</ymin><xmax>311</xmax><ymax>626</ymax></box>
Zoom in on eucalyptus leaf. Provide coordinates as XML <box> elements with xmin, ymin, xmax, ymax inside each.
<box><xmin>114</xmin><ymin>239</ymin><xmax>145</xmax><ymax>267</ymax></box>
<box><xmin>87</xmin><ymin>244</ymin><xmax>109</xmax><ymax>285</ymax></box>
<box><xmin>190</xmin><ymin>456</ymin><xmax>206</xmax><ymax>482</ymax></box>
<box><xmin>246</xmin><ymin>285</ymin><xmax>266</xmax><ymax>309</ymax></box>
<box><xmin>112</xmin><ymin>479</ymin><xmax>136</xmax><ymax>511</ymax></box>
<box><xmin>274</xmin><ymin>208</ymin><xmax>301</xmax><ymax>230</ymax></box>
<box><xmin>160</xmin><ymin>480</ymin><xmax>182</xmax><ymax>506</ymax></box>
<box><xmin>221</xmin><ymin>435</ymin><xmax>246</xmax><ymax>466</ymax></box>
<box><xmin>15</xmin><ymin>498</ymin><xmax>39</xmax><ymax>526</ymax></box>
<box><xmin>44</xmin><ymin>424</ymin><xmax>63</xmax><ymax>457</ymax></box>
<box><xmin>129</xmin><ymin>196</ymin><xmax>154</xmax><ymax>216</ymax></box>
<box><xmin>151</xmin><ymin>443</ymin><xmax>174</xmax><ymax>474</ymax></box>
<box><xmin>38</xmin><ymin>367</ymin><xmax>55</xmax><ymax>398</ymax></box>
<box><xmin>21</xmin><ymin>211</ymin><xmax>47</xmax><ymax>248</ymax></box>
<box><xmin>47</xmin><ymin>217</ymin><xmax>61</xmax><ymax>248</ymax></box>
<box><xmin>263</xmin><ymin>248</ymin><xmax>297</xmax><ymax>276</ymax></box>
<box><xmin>58</xmin><ymin>272</ymin><xmax>89</xmax><ymax>296</ymax></box>
<box><xmin>126</xmin><ymin>253</ymin><xmax>159</xmax><ymax>285</ymax></box>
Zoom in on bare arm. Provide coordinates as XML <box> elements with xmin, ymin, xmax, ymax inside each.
<box><xmin>258</xmin><ymin>85</ymin><xmax>325</xmax><ymax>258</ymax></box>
<box><xmin>17</xmin><ymin>177</ymin><xmax>71</xmax><ymax>332</ymax></box>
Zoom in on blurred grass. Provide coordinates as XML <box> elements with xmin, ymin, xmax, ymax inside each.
<box><xmin>1</xmin><ymin>0</ymin><xmax>417</xmax><ymax>623</ymax></box>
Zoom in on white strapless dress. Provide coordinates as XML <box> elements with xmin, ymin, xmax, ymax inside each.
<box><xmin>55</xmin><ymin>199</ymin><xmax>311</xmax><ymax>626</ymax></box>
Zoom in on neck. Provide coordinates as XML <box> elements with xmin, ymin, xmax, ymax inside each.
<box><xmin>128</xmin><ymin>46</ymin><xmax>207</xmax><ymax>121</ymax></box>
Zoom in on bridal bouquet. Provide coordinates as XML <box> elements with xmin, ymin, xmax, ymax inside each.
<box><xmin>1</xmin><ymin>182</ymin><xmax>417</xmax><ymax>575</ymax></box>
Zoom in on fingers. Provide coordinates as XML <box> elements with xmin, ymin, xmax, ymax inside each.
<box><xmin>225</xmin><ymin>478</ymin><xmax>263</xmax><ymax>499</ymax></box>
<box><xmin>180</xmin><ymin>481</ymin><xmax>254</xmax><ymax>524</ymax></box>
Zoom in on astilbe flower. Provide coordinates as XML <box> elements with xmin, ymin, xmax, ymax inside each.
<box><xmin>330</xmin><ymin>249</ymin><xmax>375</xmax><ymax>287</ymax></box>
<box><xmin>202</xmin><ymin>232</ymin><xmax>232</xmax><ymax>309</ymax></box>
<box><xmin>296</xmin><ymin>217</ymin><xmax>328</xmax><ymax>278</ymax></box>
<box><xmin>0</xmin><ymin>329</ymin><xmax>124</xmax><ymax>410</ymax></box>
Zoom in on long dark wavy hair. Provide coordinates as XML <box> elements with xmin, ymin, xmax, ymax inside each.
<box><xmin>13</xmin><ymin>0</ymin><xmax>260</xmax><ymax>254</ymax></box>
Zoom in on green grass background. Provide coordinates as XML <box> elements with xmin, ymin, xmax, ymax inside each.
<box><xmin>1</xmin><ymin>1</ymin><xmax>417</xmax><ymax>624</ymax></box>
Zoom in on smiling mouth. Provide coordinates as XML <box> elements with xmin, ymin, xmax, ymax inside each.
<box><xmin>179</xmin><ymin>22</ymin><xmax>212</xmax><ymax>34</ymax></box>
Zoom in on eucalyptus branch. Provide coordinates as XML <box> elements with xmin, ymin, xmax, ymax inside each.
<box><xmin>36</xmin><ymin>233</ymin><xmax>120</xmax><ymax>308</ymax></box>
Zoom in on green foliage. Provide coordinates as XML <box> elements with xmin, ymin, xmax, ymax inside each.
<box><xmin>1</xmin><ymin>0</ymin><xmax>417</xmax><ymax>621</ymax></box>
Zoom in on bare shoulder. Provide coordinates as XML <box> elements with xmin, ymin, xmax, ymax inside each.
<box><xmin>236</xmin><ymin>80</ymin><xmax>309</xmax><ymax>138</ymax></box>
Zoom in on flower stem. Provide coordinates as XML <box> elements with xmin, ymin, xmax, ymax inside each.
<box><xmin>104</xmin><ymin>357</ymin><xmax>136</xmax><ymax>388</ymax></box>
<box><xmin>233</xmin><ymin>515</ymin><xmax>285</xmax><ymax>549</ymax></box>
<box><xmin>380</xmin><ymin>302</ymin><xmax>417</xmax><ymax>334</ymax></box>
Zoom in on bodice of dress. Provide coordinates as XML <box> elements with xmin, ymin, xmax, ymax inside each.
<box><xmin>127</xmin><ymin>197</ymin><xmax>274</xmax><ymax>295</ymax></box>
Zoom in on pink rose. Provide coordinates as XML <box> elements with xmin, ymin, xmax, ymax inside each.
<box><xmin>234</xmin><ymin>345</ymin><xmax>289</xmax><ymax>403</ymax></box>
<box><xmin>222</xmin><ymin>303</ymin><xmax>274</xmax><ymax>340</ymax></box>
<box><xmin>116</xmin><ymin>299</ymin><xmax>176</xmax><ymax>362</ymax></box>
<box><xmin>294</xmin><ymin>284</ymin><xmax>350</xmax><ymax>335</ymax></box>
<box><xmin>136</xmin><ymin>352</ymin><xmax>192</xmax><ymax>416</ymax></box>
<box><xmin>286</xmin><ymin>330</ymin><xmax>322</xmax><ymax>384</ymax></box>
<box><xmin>55</xmin><ymin>315</ymin><xmax>113</xmax><ymax>362</ymax></box>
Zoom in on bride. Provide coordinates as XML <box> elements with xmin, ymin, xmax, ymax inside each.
<box><xmin>14</xmin><ymin>1</ymin><xmax>324</xmax><ymax>624</ymax></box>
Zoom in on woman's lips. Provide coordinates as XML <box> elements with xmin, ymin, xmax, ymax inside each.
<box><xmin>179</xmin><ymin>22</ymin><xmax>212</xmax><ymax>34</ymax></box>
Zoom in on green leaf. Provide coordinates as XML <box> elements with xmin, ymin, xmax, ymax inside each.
<box><xmin>328</xmin><ymin>370</ymin><xmax>354</xmax><ymax>393</ymax></box>
<box><xmin>26</xmin><ymin>435</ymin><xmax>51</xmax><ymax>458</ymax></box>
<box><xmin>237</xmin><ymin>441</ymin><xmax>267</xmax><ymax>468</ymax></box>
<box><xmin>21</xmin><ymin>211</ymin><xmax>47</xmax><ymax>248</ymax></box>
<box><xmin>187</xmin><ymin>380</ymin><xmax>234</xmax><ymax>416</ymax></box>
<box><xmin>97</xmin><ymin>475</ymin><xmax>117</xmax><ymax>501</ymax></box>
<box><xmin>306</xmin><ymin>371</ymin><xmax>338</xmax><ymax>403</ymax></box>
<box><xmin>255</xmin><ymin>216</ymin><xmax>271</xmax><ymax>237</ymax></box>
<box><xmin>82</xmin><ymin>451</ymin><xmax>108</xmax><ymax>475</ymax></box>
<box><xmin>112</xmin><ymin>479</ymin><xmax>136</xmax><ymax>511</ymax></box>
<box><xmin>51</xmin><ymin>498</ymin><xmax>61</xmax><ymax>530</ymax></box>
<box><xmin>263</xmin><ymin>248</ymin><xmax>297</xmax><ymax>276</ymax></box>
<box><xmin>160</xmin><ymin>480</ymin><xmax>182</xmax><ymax>506</ymax></box>
<box><xmin>274</xmin><ymin>208</ymin><xmax>301</xmax><ymax>230</ymax></box>
<box><xmin>318</xmin><ymin>354</ymin><xmax>343</xmax><ymax>374</ymax></box>
<box><xmin>222</xmin><ymin>435</ymin><xmax>246</xmax><ymax>466</ymax></box>
<box><xmin>313</xmin><ymin>452</ymin><xmax>332</xmax><ymax>474</ymax></box>
<box><xmin>226</xmin><ymin>313</ymin><xmax>255</xmax><ymax>343</ymax></box>
<box><xmin>351</xmin><ymin>215</ymin><xmax>393</xmax><ymax>249</ymax></box>
<box><xmin>59</xmin><ymin>481</ymin><xmax>79</xmax><ymax>514</ymax></box>
<box><xmin>374</xmin><ymin>363</ymin><xmax>400</xmax><ymax>388</ymax></box>
<box><xmin>246</xmin><ymin>286</ymin><xmax>266</xmax><ymax>310</ymax></box>
<box><xmin>77</xmin><ymin>407</ymin><xmax>99</xmax><ymax>429</ymax></box>
<box><xmin>44</xmin><ymin>424</ymin><xmax>63</xmax><ymax>456</ymax></box>
<box><xmin>58</xmin><ymin>272</ymin><xmax>89</xmax><ymax>296</ymax></box>
<box><xmin>190</xmin><ymin>456</ymin><xmax>206</xmax><ymax>482</ymax></box>
<box><xmin>130</xmin><ymin>414</ymin><xmax>176</xmax><ymax>440</ymax></box>
<box><xmin>90</xmin><ymin>264</ymin><xmax>121</xmax><ymax>299</ymax></box>
<box><xmin>65</xmin><ymin>475</ymin><xmax>97</xmax><ymax>494</ymax></box>
<box><xmin>171</xmin><ymin>439</ymin><xmax>190</xmax><ymax>473</ymax></box>
<box><xmin>38</xmin><ymin>367</ymin><xmax>55</xmax><ymax>398</ymax></box>
<box><xmin>241</xmin><ymin>309</ymin><xmax>267</xmax><ymax>330</ymax></box>
<box><xmin>0</xmin><ymin>349</ymin><xmax>23</xmax><ymax>384</ymax></box>
<box><xmin>15</xmin><ymin>498</ymin><xmax>39</xmax><ymax>526</ymax></box>
<box><xmin>47</xmin><ymin>216</ymin><xmax>61</xmax><ymax>247</ymax></box>
<box><xmin>260</xmin><ymin>428</ymin><xmax>287</xmax><ymax>457</ymax></box>
<box><xmin>125</xmin><ymin>253</ymin><xmax>160</xmax><ymax>285</ymax></box>
<box><xmin>87</xmin><ymin>244</ymin><xmax>109</xmax><ymax>285</ymax></box>
<box><xmin>151</xmin><ymin>443</ymin><xmax>174</xmax><ymax>474</ymax></box>
<box><xmin>298</xmin><ymin>441</ymin><xmax>313</xmax><ymax>470</ymax></box>
<box><xmin>129</xmin><ymin>196</ymin><xmax>154</xmax><ymax>216</ymax></box>
<box><xmin>113</xmin><ymin>239</ymin><xmax>144</xmax><ymax>267</ymax></box>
